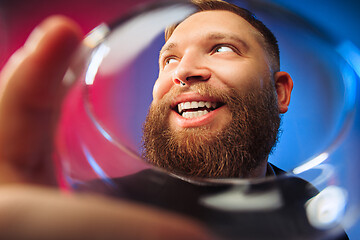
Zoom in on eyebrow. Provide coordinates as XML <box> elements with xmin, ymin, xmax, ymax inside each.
<box><xmin>159</xmin><ymin>42</ymin><xmax>177</xmax><ymax>58</ymax></box>
<box><xmin>207</xmin><ymin>32</ymin><xmax>249</xmax><ymax>51</ymax></box>
<box><xmin>159</xmin><ymin>32</ymin><xmax>249</xmax><ymax>57</ymax></box>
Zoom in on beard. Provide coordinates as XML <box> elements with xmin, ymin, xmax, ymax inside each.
<box><xmin>142</xmin><ymin>82</ymin><xmax>281</xmax><ymax>178</ymax></box>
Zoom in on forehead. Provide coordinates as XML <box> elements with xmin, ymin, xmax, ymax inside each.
<box><xmin>167</xmin><ymin>10</ymin><xmax>263</xmax><ymax>46</ymax></box>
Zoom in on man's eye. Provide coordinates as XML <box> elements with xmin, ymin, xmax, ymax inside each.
<box><xmin>165</xmin><ymin>58</ymin><xmax>178</xmax><ymax>65</ymax></box>
<box><xmin>214</xmin><ymin>45</ymin><xmax>235</xmax><ymax>53</ymax></box>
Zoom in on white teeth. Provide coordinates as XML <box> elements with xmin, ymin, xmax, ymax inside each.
<box><xmin>182</xmin><ymin>112</ymin><xmax>192</xmax><ymax>119</ymax></box>
<box><xmin>177</xmin><ymin>101</ymin><xmax>219</xmax><ymax>115</ymax></box>
<box><xmin>182</xmin><ymin>110</ymin><xmax>209</xmax><ymax>119</ymax></box>
<box><xmin>184</xmin><ymin>102</ymin><xmax>191</xmax><ymax>109</ymax></box>
<box><xmin>190</xmin><ymin>101</ymin><xmax>198</xmax><ymax>108</ymax></box>
<box><xmin>180</xmin><ymin>102</ymin><xmax>185</xmax><ymax>112</ymax></box>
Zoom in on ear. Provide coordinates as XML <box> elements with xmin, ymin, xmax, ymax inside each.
<box><xmin>274</xmin><ymin>71</ymin><xmax>293</xmax><ymax>113</ymax></box>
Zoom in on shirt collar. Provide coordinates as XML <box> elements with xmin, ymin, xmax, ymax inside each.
<box><xmin>266</xmin><ymin>163</ymin><xmax>276</xmax><ymax>176</ymax></box>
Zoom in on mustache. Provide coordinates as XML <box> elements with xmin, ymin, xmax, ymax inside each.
<box><xmin>155</xmin><ymin>82</ymin><xmax>246</xmax><ymax>108</ymax></box>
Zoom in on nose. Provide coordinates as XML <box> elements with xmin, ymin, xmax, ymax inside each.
<box><xmin>172</xmin><ymin>51</ymin><xmax>211</xmax><ymax>86</ymax></box>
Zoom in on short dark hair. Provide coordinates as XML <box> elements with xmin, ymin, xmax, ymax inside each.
<box><xmin>165</xmin><ymin>0</ymin><xmax>280</xmax><ymax>72</ymax></box>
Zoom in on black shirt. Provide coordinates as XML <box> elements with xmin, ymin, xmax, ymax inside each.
<box><xmin>75</xmin><ymin>164</ymin><xmax>349</xmax><ymax>240</ymax></box>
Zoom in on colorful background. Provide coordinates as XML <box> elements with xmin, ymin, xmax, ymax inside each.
<box><xmin>0</xmin><ymin>0</ymin><xmax>359</xmax><ymax>239</ymax></box>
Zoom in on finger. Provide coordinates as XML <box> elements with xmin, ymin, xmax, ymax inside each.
<box><xmin>0</xmin><ymin>16</ymin><xmax>83</xmax><ymax>185</ymax></box>
<box><xmin>0</xmin><ymin>186</ymin><xmax>213</xmax><ymax>240</ymax></box>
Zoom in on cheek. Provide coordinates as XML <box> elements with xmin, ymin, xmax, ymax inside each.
<box><xmin>152</xmin><ymin>76</ymin><xmax>172</xmax><ymax>103</ymax></box>
<box><xmin>214</xmin><ymin>61</ymin><xmax>268</xmax><ymax>90</ymax></box>
<box><xmin>213</xmin><ymin>64</ymin><xmax>254</xmax><ymax>89</ymax></box>
<box><xmin>152</xmin><ymin>80</ymin><xmax>160</xmax><ymax>100</ymax></box>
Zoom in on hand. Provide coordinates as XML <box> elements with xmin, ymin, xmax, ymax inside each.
<box><xmin>0</xmin><ymin>185</ymin><xmax>210</xmax><ymax>240</ymax></box>
<box><xmin>0</xmin><ymin>16</ymin><xmax>82</xmax><ymax>185</ymax></box>
<box><xmin>0</xmin><ymin>16</ymin><xmax>211</xmax><ymax>240</ymax></box>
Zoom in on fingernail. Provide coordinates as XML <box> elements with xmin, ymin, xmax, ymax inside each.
<box><xmin>63</xmin><ymin>69</ymin><xmax>75</xmax><ymax>87</ymax></box>
<box><xmin>24</xmin><ymin>25</ymin><xmax>46</xmax><ymax>53</ymax></box>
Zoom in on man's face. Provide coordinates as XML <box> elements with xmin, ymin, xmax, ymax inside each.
<box><xmin>152</xmin><ymin>10</ymin><xmax>273</xmax><ymax>133</ymax></box>
<box><xmin>142</xmin><ymin>10</ymin><xmax>280</xmax><ymax>178</ymax></box>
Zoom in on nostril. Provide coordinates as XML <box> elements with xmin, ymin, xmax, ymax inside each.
<box><xmin>186</xmin><ymin>76</ymin><xmax>197</xmax><ymax>81</ymax></box>
<box><xmin>173</xmin><ymin>78</ymin><xmax>187</xmax><ymax>87</ymax></box>
<box><xmin>173</xmin><ymin>79</ymin><xmax>181</xmax><ymax>85</ymax></box>
<box><xmin>186</xmin><ymin>75</ymin><xmax>209</xmax><ymax>81</ymax></box>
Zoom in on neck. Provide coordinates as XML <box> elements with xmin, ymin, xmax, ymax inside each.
<box><xmin>247</xmin><ymin>158</ymin><xmax>269</xmax><ymax>178</ymax></box>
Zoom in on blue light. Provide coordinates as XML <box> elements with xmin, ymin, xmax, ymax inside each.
<box><xmin>82</xmin><ymin>144</ymin><xmax>115</xmax><ymax>187</ymax></box>
<box><xmin>92</xmin><ymin>115</ymin><xmax>113</xmax><ymax>142</ymax></box>
<box><xmin>337</xmin><ymin>41</ymin><xmax>360</xmax><ymax>78</ymax></box>
<box><xmin>83</xmin><ymin>98</ymin><xmax>114</xmax><ymax>143</ymax></box>
<box><xmin>337</xmin><ymin>41</ymin><xmax>360</xmax><ymax>112</ymax></box>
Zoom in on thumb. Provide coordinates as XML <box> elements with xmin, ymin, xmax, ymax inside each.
<box><xmin>0</xmin><ymin>16</ymin><xmax>83</xmax><ymax>185</ymax></box>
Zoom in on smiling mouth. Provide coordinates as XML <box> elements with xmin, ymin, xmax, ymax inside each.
<box><xmin>173</xmin><ymin>101</ymin><xmax>225</xmax><ymax>119</ymax></box>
